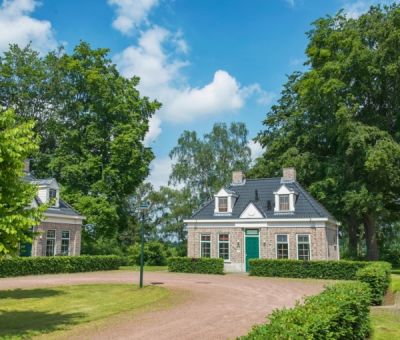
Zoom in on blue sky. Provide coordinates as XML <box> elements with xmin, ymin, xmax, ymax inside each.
<box><xmin>0</xmin><ymin>0</ymin><xmax>393</xmax><ymax>187</ymax></box>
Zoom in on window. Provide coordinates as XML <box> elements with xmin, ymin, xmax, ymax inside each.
<box><xmin>49</xmin><ymin>189</ymin><xmax>57</xmax><ymax>206</ymax></box>
<box><xmin>45</xmin><ymin>230</ymin><xmax>56</xmax><ymax>256</ymax></box>
<box><xmin>200</xmin><ymin>234</ymin><xmax>211</xmax><ymax>258</ymax></box>
<box><xmin>276</xmin><ymin>234</ymin><xmax>289</xmax><ymax>259</ymax></box>
<box><xmin>218</xmin><ymin>234</ymin><xmax>229</xmax><ymax>260</ymax></box>
<box><xmin>297</xmin><ymin>235</ymin><xmax>311</xmax><ymax>260</ymax></box>
<box><xmin>61</xmin><ymin>230</ymin><xmax>70</xmax><ymax>256</ymax></box>
<box><xmin>218</xmin><ymin>197</ymin><xmax>228</xmax><ymax>212</ymax></box>
<box><xmin>279</xmin><ymin>195</ymin><xmax>290</xmax><ymax>211</ymax></box>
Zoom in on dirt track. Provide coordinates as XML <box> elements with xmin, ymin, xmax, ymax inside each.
<box><xmin>0</xmin><ymin>270</ymin><xmax>326</xmax><ymax>339</ymax></box>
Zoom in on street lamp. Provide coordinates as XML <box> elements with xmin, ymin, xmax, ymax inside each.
<box><xmin>139</xmin><ymin>201</ymin><xmax>150</xmax><ymax>288</ymax></box>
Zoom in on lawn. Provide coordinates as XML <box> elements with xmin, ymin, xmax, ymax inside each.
<box><xmin>371</xmin><ymin>274</ymin><xmax>400</xmax><ymax>339</ymax></box>
<box><xmin>0</xmin><ymin>284</ymin><xmax>172</xmax><ymax>339</ymax></box>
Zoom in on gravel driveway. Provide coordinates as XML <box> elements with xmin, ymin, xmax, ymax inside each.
<box><xmin>0</xmin><ymin>271</ymin><xmax>326</xmax><ymax>339</ymax></box>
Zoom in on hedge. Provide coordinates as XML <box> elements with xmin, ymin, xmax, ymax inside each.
<box><xmin>240</xmin><ymin>281</ymin><xmax>371</xmax><ymax>340</ymax></box>
<box><xmin>356</xmin><ymin>262</ymin><xmax>392</xmax><ymax>305</ymax></box>
<box><xmin>168</xmin><ymin>257</ymin><xmax>224</xmax><ymax>274</ymax></box>
<box><xmin>0</xmin><ymin>255</ymin><xmax>122</xmax><ymax>277</ymax></box>
<box><xmin>249</xmin><ymin>259</ymin><xmax>369</xmax><ymax>280</ymax></box>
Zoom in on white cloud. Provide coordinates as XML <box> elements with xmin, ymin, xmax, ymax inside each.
<box><xmin>115</xmin><ymin>26</ymin><xmax>271</xmax><ymax>126</ymax></box>
<box><xmin>248</xmin><ymin>140</ymin><xmax>263</xmax><ymax>161</ymax></box>
<box><xmin>285</xmin><ymin>0</ymin><xmax>295</xmax><ymax>8</ymax></box>
<box><xmin>144</xmin><ymin>115</ymin><xmax>162</xmax><ymax>146</ymax></box>
<box><xmin>108</xmin><ymin>0</ymin><xmax>159</xmax><ymax>35</ymax></box>
<box><xmin>342</xmin><ymin>0</ymin><xmax>399</xmax><ymax>19</ymax></box>
<box><xmin>0</xmin><ymin>0</ymin><xmax>57</xmax><ymax>53</ymax></box>
<box><xmin>147</xmin><ymin>157</ymin><xmax>173</xmax><ymax>189</ymax></box>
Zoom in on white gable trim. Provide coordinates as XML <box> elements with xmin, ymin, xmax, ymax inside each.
<box><xmin>239</xmin><ymin>202</ymin><xmax>263</xmax><ymax>219</ymax></box>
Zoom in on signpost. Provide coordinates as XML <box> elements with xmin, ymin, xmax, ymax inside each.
<box><xmin>139</xmin><ymin>201</ymin><xmax>149</xmax><ymax>288</ymax></box>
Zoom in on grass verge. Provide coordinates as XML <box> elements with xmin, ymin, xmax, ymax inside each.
<box><xmin>119</xmin><ymin>265</ymin><xmax>168</xmax><ymax>272</ymax></box>
<box><xmin>0</xmin><ymin>284</ymin><xmax>171</xmax><ymax>339</ymax></box>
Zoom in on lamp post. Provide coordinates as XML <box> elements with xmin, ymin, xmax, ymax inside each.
<box><xmin>139</xmin><ymin>201</ymin><xmax>149</xmax><ymax>288</ymax></box>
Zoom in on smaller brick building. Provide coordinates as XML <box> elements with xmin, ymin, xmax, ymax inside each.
<box><xmin>23</xmin><ymin>162</ymin><xmax>84</xmax><ymax>257</ymax></box>
<box><xmin>185</xmin><ymin>168</ymin><xmax>340</xmax><ymax>272</ymax></box>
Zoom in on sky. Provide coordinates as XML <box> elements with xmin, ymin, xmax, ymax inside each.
<box><xmin>0</xmin><ymin>0</ymin><xmax>395</xmax><ymax>188</ymax></box>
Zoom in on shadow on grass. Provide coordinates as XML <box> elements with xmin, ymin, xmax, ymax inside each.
<box><xmin>0</xmin><ymin>310</ymin><xmax>84</xmax><ymax>338</ymax></box>
<box><xmin>0</xmin><ymin>288</ymin><xmax>64</xmax><ymax>300</ymax></box>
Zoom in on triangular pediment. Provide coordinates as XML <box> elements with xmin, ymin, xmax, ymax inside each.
<box><xmin>274</xmin><ymin>185</ymin><xmax>294</xmax><ymax>195</ymax></box>
<box><xmin>240</xmin><ymin>202</ymin><xmax>263</xmax><ymax>218</ymax></box>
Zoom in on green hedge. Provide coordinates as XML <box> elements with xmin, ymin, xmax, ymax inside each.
<box><xmin>356</xmin><ymin>262</ymin><xmax>392</xmax><ymax>305</ymax></box>
<box><xmin>249</xmin><ymin>259</ymin><xmax>369</xmax><ymax>280</ymax></box>
<box><xmin>0</xmin><ymin>255</ymin><xmax>122</xmax><ymax>277</ymax></box>
<box><xmin>168</xmin><ymin>257</ymin><xmax>224</xmax><ymax>274</ymax></box>
<box><xmin>241</xmin><ymin>281</ymin><xmax>371</xmax><ymax>339</ymax></box>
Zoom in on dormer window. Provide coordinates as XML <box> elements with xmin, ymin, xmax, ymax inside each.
<box><xmin>214</xmin><ymin>188</ymin><xmax>237</xmax><ymax>215</ymax></box>
<box><xmin>279</xmin><ymin>195</ymin><xmax>290</xmax><ymax>211</ymax></box>
<box><xmin>48</xmin><ymin>188</ymin><xmax>59</xmax><ymax>207</ymax></box>
<box><xmin>274</xmin><ymin>185</ymin><xmax>296</xmax><ymax>213</ymax></box>
<box><xmin>219</xmin><ymin>197</ymin><xmax>228</xmax><ymax>212</ymax></box>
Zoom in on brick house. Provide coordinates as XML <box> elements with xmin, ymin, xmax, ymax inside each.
<box><xmin>22</xmin><ymin>162</ymin><xmax>84</xmax><ymax>257</ymax></box>
<box><xmin>185</xmin><ymin>168</ymin><xmax>340</xmax><ymax>272</ymax></box>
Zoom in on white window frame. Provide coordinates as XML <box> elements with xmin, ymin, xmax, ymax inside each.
<box><xmin>61</xmin><ymin>230</ymin><xmax>70</xmax><ymax>256</ymax></box>
<box><xmin>275</xmin><ymin>234</ymin><xmax>290</xmax><ymax>259</ymax></box>
<box><xmin>45</xmin><ymin>229</ymin><xmax>56</xmax><ymax>256</ymax></box>
<box><xmin>296</xmin><ymin>234</ymin><xmax>311</xmax><ymax>260</ymax></box>
<box><xmin>279</xmin><ymin>195</ymin><xmax>290</xmax><ymax>211</ymax></box>
<box><xmin>200</xmin><ymin>234</ymin><xmax>211</xmax><ymax>258</ymax></box>
<box><xmin>218</xmin><ymin>233</ymin><xmax>230</xmax><ymax>262</ymax></box>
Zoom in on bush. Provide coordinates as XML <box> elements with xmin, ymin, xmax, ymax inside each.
<box><xmin>0</xmin><ymin>255</ymin><xmax>122</xmax><ymax>278</ymax></box>
<box><xmin>249</xmin><ymin>259</ymin><xmax>369</xmax><ymax>280</ymax></box>
<box><xmin>127</xmin><ymin>241</ymin><xmax>169</xmax><ymax>266</ymax></box>
<box><xmin>168</xmin><ymin>257</ymin><xmax>224</xmax><ymax>274</ymax></box>
<box><xmin>241</xmin><ymin>281</ymin><xmax>371</xmax><ymax>340</ymax></box>
<box><xmin>356</xmin><ymin>262</ymin><xmax>392</xmax><ymax>305</ymax></box>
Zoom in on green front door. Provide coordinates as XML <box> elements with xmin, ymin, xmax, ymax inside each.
<box><xmin>245</xmin><ymin>230</ymin><xmax>259</xmax><ymax>272</ymax></box>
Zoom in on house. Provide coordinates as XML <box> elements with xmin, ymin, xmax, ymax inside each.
<box><xmin>21</xmin><ymin>161</ymin><xmax>84</xmax><ymax>257</ymax></box>
<box><xmin>185</xmin><ymin>168</ymin><xmax>340</xmax><ymax>272</ymax></box>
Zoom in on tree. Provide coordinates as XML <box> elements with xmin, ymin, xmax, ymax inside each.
<box><xmin>170</xmin><ymin>122</ymin><xmax>252</xmax><ymax>202</ymax></box>
<box><xmin>0</xmin><ymin>110</ymin><xmax>45</xmax><ymax>255</ymax></box>
<box><xmin>0</xmin><ymin>42</ymin><xmax>160</xmax><ymax>247</ymax></box>
<box><xmin>251</xmin><ymin>5</ymin><xmax>400</xmax><ymax>260</ymax></box>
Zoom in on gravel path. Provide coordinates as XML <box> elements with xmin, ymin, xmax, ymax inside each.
<box><xmin>0</xmin><ymin>271</ymin><xmax>326</xmax><ymax>340</ymax></box>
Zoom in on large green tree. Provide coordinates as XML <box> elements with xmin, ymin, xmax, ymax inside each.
<box><xmin>251</xmin><ymin>5</ymin><xmax>400</xmax><ymax>260</ymax></box>
<box><xmin>0</xmin><ymin>110</ymin><xmax>45</xmax><ymax>255</ymax></box>
<box><xmin>170</xmin><ymin>122</ymin><xmax>252</xmax><ymax>202</ymax></box>
<box><xmin>0</xmin><ymin>43</ymin><xmax>160</xmax><ymax>246</ymax></box>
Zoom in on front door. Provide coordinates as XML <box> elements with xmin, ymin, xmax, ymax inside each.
<box><xmin>245</xmin><ymin>230</ymin><xmax>259</xmax><ymax>272</ymax></box>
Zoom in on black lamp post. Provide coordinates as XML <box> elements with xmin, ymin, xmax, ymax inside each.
<box><xmin>139</xmin><ymin>201</ymin><xmax>149</xmax><ymax>288</ymax></box>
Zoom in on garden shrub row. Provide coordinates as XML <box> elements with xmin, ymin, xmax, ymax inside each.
<box><xmin>0</xmin><ymin>255</ymin><xmax>122</xmax><ymax>277</ymax></box>
<box><xmin>356</xmin><ymin>261</ymin><xmax>392</xmax><ymax>305</ymax></box>
<box><xmin>168</xmin><ymin>257</ymin><xmax>224</xmax><ymax>274</ymax></box>
<box><xmin>249</xmin><ymin>259</ymin><xmax>369</xmax><ymax>280</ymax></box>
<box><xmin>241</xmin><ymin>281</ymin><xmax>371</xmax><ymax>339</ymax></box>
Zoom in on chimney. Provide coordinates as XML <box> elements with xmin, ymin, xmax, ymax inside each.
<box><xmin>23</xmin><ymin>159</ymin><xmax>30</xmax><ymax>174</ymax></box>
<box><xmin>232</xmin><ymin>171</ymin><xmax>245</xmax><ymax>185</ymax></box>
<box><xmin>282</xmin><ymin>167</ymin><xmax>296</xmax><ymax>182</ymax></box>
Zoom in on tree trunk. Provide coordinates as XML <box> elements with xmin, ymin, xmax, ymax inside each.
<box><xmin>347</xmin><ymin>218</ymin><xmax>359</xmax><ymax>259</ymax></box>
<box><xmin>364</xmin><ymin>214</ymin><xmax>379</xmax><ymax>260</ymax></box>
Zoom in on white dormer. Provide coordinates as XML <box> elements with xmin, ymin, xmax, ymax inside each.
<box><xmin>214</xmin><ymin>188</ymin><xmax>237</xmax><ymax>214</ymax></box>
<box><xmin>36</xmin><ymin>179</ymin><xmax>60</xmax><ymax>208</ymax></box>
<box><xmin>274</xmin><ymin>185</ymin><xmax>296</xmax><ymax>213</ymax></box>
<box><xmin>240</xmin><ymin>202</ymin><xmax>263</xmax><ymax>218</ymax></box>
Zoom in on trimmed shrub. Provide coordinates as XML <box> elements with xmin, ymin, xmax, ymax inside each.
<box><xmin>356</xmin><ymin>261</ymin><xmax>392</xmax><ymax>305</ymax></box>
<box><xmin>249</xmin><ymin>259</ymin><xmax>369</xmax><ymax>280</ymax></box>
<box><xmin>168</xmin><ymin>257</ymin><xmax>224</xmax><ymax>274</ymax></box>
<box><xmin>241</xmin><ymin>281</ymin><xmax>371</xmax><ymax>340</ymax></box>
<box><xmin>0</xmin><ymin>255</ymin><xmax>122</xmax><ymax>278</ymax></box>
<box><xmin>128</xmin><ymin>241</ymin><xmax>169</xmax><ymax>266</ymax></box>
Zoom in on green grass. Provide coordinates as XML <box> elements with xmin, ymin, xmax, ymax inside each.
<box><xmin>0</xmin><ymin>284</ymin><xmax>171</xmax><ymax>339</ymax></box>
<box><xmin>371</xmin><ymin>308</ymin><xmax>400</xmax><ymax>339</ymax></box>
<box><xmin>392</xmin><ymin>268</ymin><xmax>400</xmax><ymax>275</ymax></box>
<box><xmin>119</xmin><ymin>265</ymin><xmax>168</xmax><ymax>272</ymax></box>
<box><xmin>391</xmin><ymin>274</ymin><xmax>400</xmax><ymax>292</ymax></box>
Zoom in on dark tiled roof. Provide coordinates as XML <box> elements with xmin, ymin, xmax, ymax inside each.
<box><xmin>24</xmin><ymin>174</ymin><xmax>83</xmax><ymax>218</ymax></box>
<box><xmin>191</xmin><ymin>178</ymin><xmax>336</xmax><ymax>221</ymax></box>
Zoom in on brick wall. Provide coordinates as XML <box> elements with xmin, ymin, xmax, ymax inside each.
<box><xmin>187</xmin><ymin>225</ymin><xmax>333</xmax><ymax>271</ymax></box>
<box><xmin>32</xmin><ymin>222</ymin><xmax>82</xmax><ymax>256</ymax></box>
